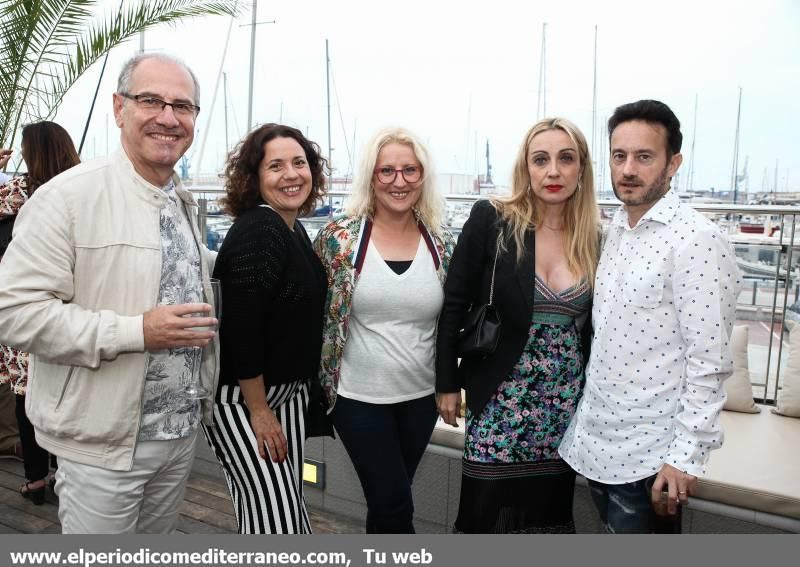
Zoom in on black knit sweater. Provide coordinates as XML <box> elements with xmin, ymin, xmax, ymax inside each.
<box><xmin>213</xmin><ymin>206</ymin><xmax>327</xmax><ymax>389</ymax></box>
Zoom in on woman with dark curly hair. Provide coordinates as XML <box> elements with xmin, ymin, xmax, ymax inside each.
<box><xmin>201</xmin><ymin>123</ymin><xmax>328</xmax><ymax>534</ymax></box>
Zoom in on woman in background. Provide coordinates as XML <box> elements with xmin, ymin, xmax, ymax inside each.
<box><xmin>0</xmin><ymin>121</ymin><xmax>80</xmax><ymax>504</ymax></box>
<box><xmin>436</xmin><ymin>117</ymin><xmax>599</xmax><ymax>533</ymax></box>
<box><xmin>314</xmin><ymin>127</ymin><xmax>455</xmax><ymax>533</ymax></box>
<box><xmin>203</xmin><ymin>123</ymin><xmax>328</xmax><ymax>533</ymax></box>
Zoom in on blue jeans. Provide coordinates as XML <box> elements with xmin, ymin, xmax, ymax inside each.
<box><xmin>588</xmin><ymin>476</ymin><xmax>682</xmax><ymax>534</ymax></box>
<box><xmin>332</xmin><ymin>394</ymin><xmax>438</xmax><ymax>534</ymax></box>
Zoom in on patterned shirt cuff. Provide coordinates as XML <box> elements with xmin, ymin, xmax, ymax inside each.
<box><xmin>665</xmin><ymin>440</ymin><xmax>708</xmax><ymax>478</ymax></box>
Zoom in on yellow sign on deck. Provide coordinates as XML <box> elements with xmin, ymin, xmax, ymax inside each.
<box><xmin>302</xmin><ymin>459</ymin><xmax>324</xmax><ymax>488</ymax></box>
<box><xmin>303</xmin><ymin>462</ymin><xmax>318</xmax><ymax>484</ymax></box>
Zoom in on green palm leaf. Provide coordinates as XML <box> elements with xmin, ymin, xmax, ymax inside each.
<box><xmin>0</xmin><ymin>0</ymin><xmax>240</xmax><ymax>150</ymax></box>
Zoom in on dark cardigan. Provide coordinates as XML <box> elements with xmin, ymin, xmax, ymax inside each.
<box><xmin>213</xmin><ymin>206</ymin><xmax>328</xmax><ymax>389</ymax></box>
<box><xmin>435</xmin><ymin>199</ymin><xmax>592</xmax><ymax>417</ymax></box>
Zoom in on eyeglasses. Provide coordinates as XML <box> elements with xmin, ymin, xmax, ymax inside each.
<box><xmin>119</xmin><ymin>92</ymin><xmax>200</xmax><ymax>117</ymax></box>
<box><xmin>373</xmin><ymin>165</ymin><xmax>422</xmax><ymax>184</ymax></box>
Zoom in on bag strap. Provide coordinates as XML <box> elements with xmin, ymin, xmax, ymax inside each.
<box><xmin>487</xmin><ymin>232</ymin><xmax>501</xmax><ymax>305</ymax></box>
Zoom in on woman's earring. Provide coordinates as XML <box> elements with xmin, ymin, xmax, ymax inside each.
<box><xmin>576</xmin><ymin>180</ymin><xmax>583</xmax><ymax>193</ymax></box>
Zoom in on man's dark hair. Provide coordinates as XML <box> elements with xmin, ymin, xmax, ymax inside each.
<box><xmin>607</xmin><ymin>99</ymin><xmax>683</xmax><ymax>157</ymax></box>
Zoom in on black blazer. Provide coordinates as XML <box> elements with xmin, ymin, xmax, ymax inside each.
<box><xmin>436</xmin><ymin>199</ymin><xmax>592</xmax><ymax>417</ymax></box>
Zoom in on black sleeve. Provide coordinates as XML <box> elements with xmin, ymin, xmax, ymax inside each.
<box><xmin>435</xmin><ymin>200</ymin><xmax>498</xmax><ymax>393</ymax></box>
<box><xmin>214</xmin><ymin>210</ymin><xmax>290</xmax><ymax>381</ymax></box>
<box><xmin>581</xmin><ymin>308</ymin><xmax>593</xmax><ymax>369</ymax></box>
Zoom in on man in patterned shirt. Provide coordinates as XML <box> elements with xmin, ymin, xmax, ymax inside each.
<box><xmin>560</xmin><ymin>100</ymin><xmax>741</xmax><ymax>533</ymax></box>
<box><xmin>0</xmin><ymin>53</ymin><xmax>217</xmax><ymax>533</ymax></box>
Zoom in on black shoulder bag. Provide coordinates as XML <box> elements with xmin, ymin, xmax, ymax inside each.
<box><xmin>305</xmin><ymin>377</ymin><xmax>336</xmax><ymax>439</ymax></box>
<box><xmin>456</xmin><ymin>232</ymin><xmax>502</xmax><ymax>357</ymax></box>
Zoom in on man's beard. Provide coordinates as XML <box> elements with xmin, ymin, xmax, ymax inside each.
<box><xmin>612</xmin><ymin>166</ymin><xmax>671</xmax><ymax>207</ymax></box>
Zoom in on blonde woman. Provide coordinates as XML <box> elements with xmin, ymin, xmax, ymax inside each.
<box><xmin>436</xmin><ymin>117</ymin><xmax>599</xmax><ymax>533</ymax></box>
<box><xmin>314</xmin><ymin>127</ymin><xmax>455</xmax><ymax>533</ymax></box>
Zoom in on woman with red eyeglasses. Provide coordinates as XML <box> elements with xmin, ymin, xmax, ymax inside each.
<box><xmin>314</xmin><ymin>127</ymin><xmax>455</xmax><ymax>533</ymax></box>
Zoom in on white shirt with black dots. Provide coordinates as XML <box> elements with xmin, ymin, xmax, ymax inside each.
<box><xmin>560</xmin><ymin>189</ymin><xmax>742</xmax><ymax>484</ymax></box>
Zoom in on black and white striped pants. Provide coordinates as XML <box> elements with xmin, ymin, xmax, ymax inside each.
<box><xmin>202</xmin><ymin>381</ymin><xmax>311</xmax><ymax>534</ymax></box>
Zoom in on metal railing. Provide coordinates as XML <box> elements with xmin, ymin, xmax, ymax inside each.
<box><xmin>192</xmin><ymin>188</ymin><xmax>800</xmax><ymax>404</ymax></box>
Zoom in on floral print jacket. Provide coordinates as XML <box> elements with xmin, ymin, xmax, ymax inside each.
<box><xmin>0</xmin><ymin>175</ymin><xmax>30</xmax><ymax>219</ymax></box>
<box><xmin>313</xmin><ymin>214</ymin><xmax>456</xmax><ymax>410</ymax></box>
<box><xmin>0</xmin><ymin>175</ymin><xmax>31</xmax><ymax>394</ymax></box>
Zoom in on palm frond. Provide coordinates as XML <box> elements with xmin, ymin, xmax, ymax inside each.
<box><xmin>1</xmin><ymin>1</ymin><xmax>96</xmax><ymax>145</ymax></box>
<box><xmin>47</xmin><ymin>0</ymin><xmax>240</xmax><ymax>113</ymax></box>
<box><xmin>0</xmin><ymin>0</ymin><xmax>241</xmax><ymax>149</ymax></box>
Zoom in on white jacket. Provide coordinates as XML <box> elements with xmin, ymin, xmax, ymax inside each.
<box><xmin>0</xmin><ymin>150</ymin><xmax>218</xmax><ymax>471</ymax></box>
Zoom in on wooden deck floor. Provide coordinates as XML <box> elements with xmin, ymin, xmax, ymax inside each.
<box><xmin>0</xmin><ymin>458</ymin><xmax>363</xmax><ymax>534</ymax></box>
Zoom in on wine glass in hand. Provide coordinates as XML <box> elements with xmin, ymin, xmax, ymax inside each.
<box><xmin>184</xmin><ymin>278</ymin><xmax>221</xmax><ymax>400</ymax></box>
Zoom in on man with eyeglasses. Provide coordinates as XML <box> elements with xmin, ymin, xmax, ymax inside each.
<box><xmin>0</xmin><ymin>53</ymin><xmax>217</xmax><ymax>533</ymax></box>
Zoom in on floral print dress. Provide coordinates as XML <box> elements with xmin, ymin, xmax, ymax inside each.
<box><xmin>456</xmin><ymin>274</ymin><xmax>590</xmax><ymax>533</ymax></box>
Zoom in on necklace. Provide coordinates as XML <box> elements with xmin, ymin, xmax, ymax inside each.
<box><xmin>539</xmin><ymin>223</ymin><xmax>564</xmax><ymax>231</ymax></box>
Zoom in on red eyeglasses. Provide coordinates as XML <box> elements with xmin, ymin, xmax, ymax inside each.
<box><xmin>373</xmin><ymin>165</ymin><xmax>423</xmax><ymax>184</ymax></box>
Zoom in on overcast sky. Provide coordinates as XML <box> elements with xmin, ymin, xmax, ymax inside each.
<box><xmin>40</xmin><ymin>0</ymin><xmax>800</xmax><ymax>194</ymax></box>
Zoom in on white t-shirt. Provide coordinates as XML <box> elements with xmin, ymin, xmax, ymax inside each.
<box><xmin>338</xmin><ymin>237</ymin><xmax>443</xmax><ymax>404</ymax></box>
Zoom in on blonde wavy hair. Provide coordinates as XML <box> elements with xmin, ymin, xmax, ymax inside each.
<box><xmin>345</xmin><ymin>127</ymin><xmax>445</xmax><ymax>233</ymax></box>
<box><xmin>491</xmin><ymin>117</ymin><xmax>600</xmax><ymax>285</ymax></box>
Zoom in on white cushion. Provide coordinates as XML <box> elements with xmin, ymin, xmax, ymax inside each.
<box><xmin>701</xmin><ymin>406</ymin><xmax>800</xmax><ymax>520</ymax></box>
<box><xmin>774</xmin><ymin>321</ymin><xmax>800</xmax><ymax>417</ymax></box>
<box><xmin>723</xmin><ymin>325</ymin><xmax>760</xmax><ymax>413</ymax></box>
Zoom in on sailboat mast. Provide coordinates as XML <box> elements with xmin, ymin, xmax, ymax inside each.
<box><xmin>473</xmin><ymin>131</ymin><xmax>478</xmax><ymax>181</ymax></box>
<box><xmin>192</xmin><ymin>15</ymin><xmax>236</xmax><ymax>184</ymax></box>
<box><xmin>598</xmin><ymin>125</ymin><xmax>606</xmax><ymax>199</ymax></box>
<box><xmin>326</xmin><ymin>39</ymin><xmax>333</xmax><ymax>176</ymax></box>
<box><xmin>684</xmin><ymin>94</ymin><xmax>697</xmax><ymax>193</ymax></box>
<box><xmin>730</xmin><ymin>87</ymin><xmax>742</xmax><ymax>204</ymax></box>
<box><xmin>464</xmin><ymin>94</ymin><xmax>472</xmax><ymax>174</ymax></box>
<box><xmin>774</xmin><ymin>159</ymin><xmax>779</xmax><ymax>200</ymax></box>
<box><xmin>591</xmin><ymin>25</ymin><xmax>598</xmax><ymax>160</ymax></box>
<box><xmin>79</xmin><ymin>1</ymin><xmax>125</xmax><ymax>156</ymax></box>
<box><xmin>536</xmin><ymin>23</ymin><xmax>547</xmax><ymax>120</ymax></box>
<box><xmin>223</xmin><ymin>72</ymin><xmax>229</xmax><ymax>152</ymax></box>
<box><xmin>350</xmin><ymin>120</ymin><xmax>357</xmax><ymax>179</ymax></box>
<box><xmin>246</xmin><ymin>1</ymin><xmax>259</xmax><ymax>131</ymax></box>
<box><xmin>485</xmin><ymin>139</ymin><xmax>493</xmax><ymax>185</ymax></box>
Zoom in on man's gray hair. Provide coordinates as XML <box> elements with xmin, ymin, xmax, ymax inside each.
<box><xmin>116</xmin><ymin>53</ymin><xmax>200</xmax><ymax>104</ymax></box>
